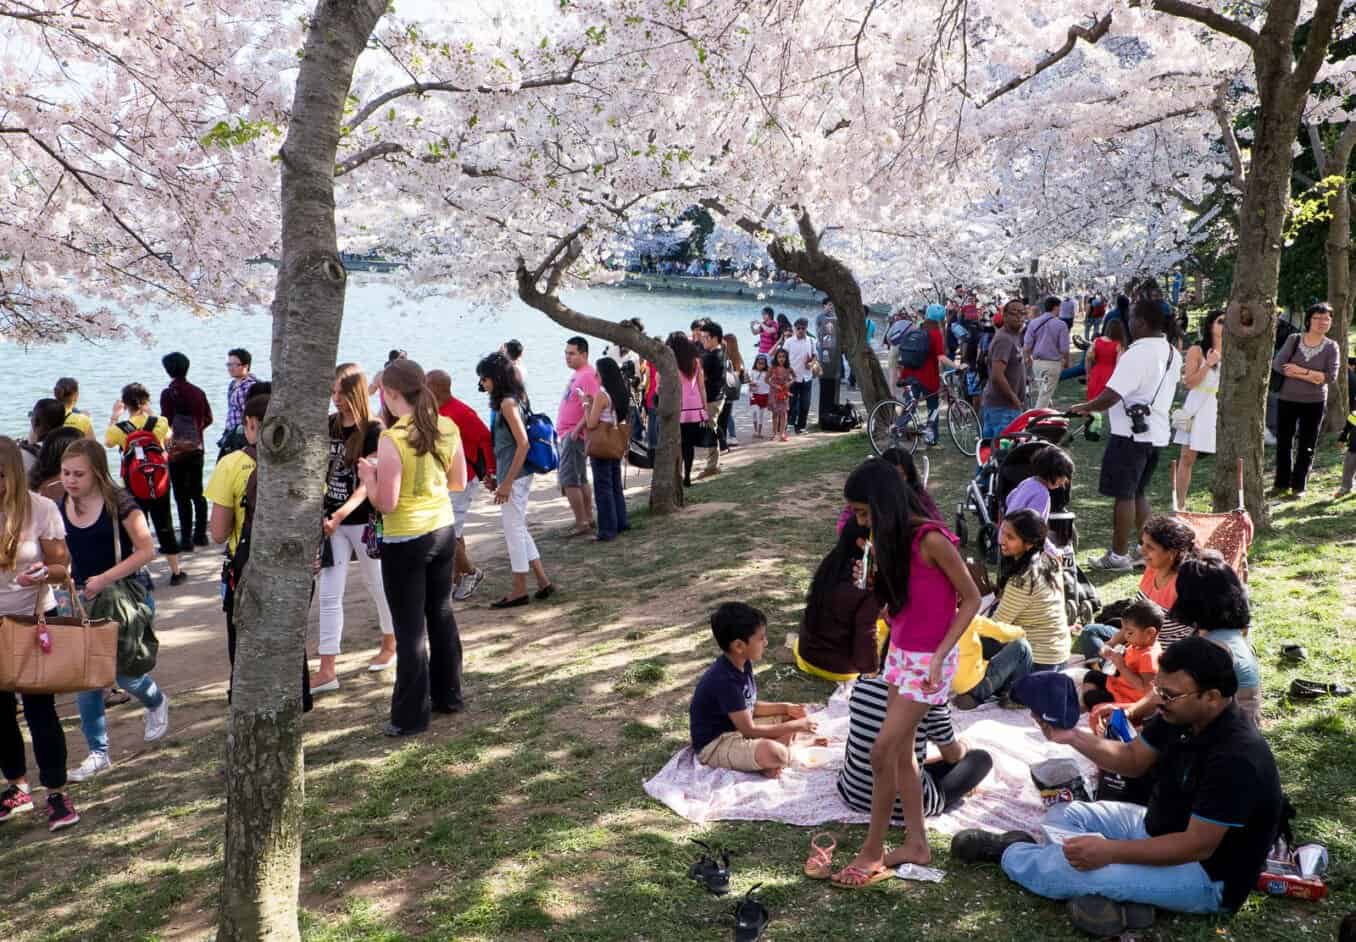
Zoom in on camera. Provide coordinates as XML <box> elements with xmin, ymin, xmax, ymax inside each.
<box><xmin>1126</xmin><ymin>402</ymin><xmax>1151</xmax><ymax>435</ymax></box>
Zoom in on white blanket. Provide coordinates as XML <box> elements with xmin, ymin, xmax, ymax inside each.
<box><xmin>643</xmin><ymin>683</ymin><xmax>1098</xmax><ymax>836</ymax></box>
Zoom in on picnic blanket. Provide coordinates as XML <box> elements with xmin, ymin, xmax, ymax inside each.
<box><xmin>643</xmin><ymin>683</ymin><xmax>1098</xmax><ymax>837</ymax></box>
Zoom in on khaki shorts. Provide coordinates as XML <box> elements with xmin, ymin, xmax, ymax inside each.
<box><xmin>698</xmin><ymin>732</ymin><xmax>762</xmax><ymax>772</ymax></box>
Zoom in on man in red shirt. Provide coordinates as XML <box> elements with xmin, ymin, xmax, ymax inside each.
<box><xmin>428</xmin><ymin>370</ymin><xmax>495</xmax><ymax>601</ymax></box>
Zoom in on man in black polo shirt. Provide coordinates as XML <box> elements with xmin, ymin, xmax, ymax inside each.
<box><xmin>697</xmin><ymin>321</ymin><xmax>726</xmax><ymax>479</ymax></box>
<box><xmin>952</xmin><ymin>637</ymin><xmax>1282</xmax><ymax>937</ymax></box>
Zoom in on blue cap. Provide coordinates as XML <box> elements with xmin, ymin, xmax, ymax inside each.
<box><xmin>1012</xmin><ymin>671</ymin><xmax>1080</xmax><ymax>729</ymax></box>
<box><xmin>926</xmin><ymin>303</ymin><xmax>946</xmax><ymax>322</ymax></box>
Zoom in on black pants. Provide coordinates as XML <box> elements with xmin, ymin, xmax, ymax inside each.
<box><xmin>789</xmin><ymin>381</ymin><xmax>813</xmax><ymax>431</ymax></box>
<box><xmin>0</xmin><ymin>691</ymin><xmax>67</xmax><ymax>790</ymax></box>
<box><xmin>680</xmin><ymin>421</ymin><xmax>704</xmax><ymax>486</ymax></box>
<box><xmin>169</xmin><ymin>452</ymin><xmax>207</xmax><ymax>545</ymax></box>
<box><xmin>927</xmin><ymin>749</ymin><xmax>993</xmax><ymax>809</ymax></box>
<box><xmin>1275</xmin><ymin>398</ymin><xmax>1325</xmax><ymax>493</ymax></box>
<box><xmin>717</xmin><ymin>399</ymin><xmax>734</xmax><ymax>450</ymax></box>
<box><xmin>136</xmin><ymin>492</ymin><xmax>180</xmax><ymax>556</ymax></box>
<box><xmin>380</xmin><ymin>525</ymin><xmax>462</xmax><ymax>731</ymax></box>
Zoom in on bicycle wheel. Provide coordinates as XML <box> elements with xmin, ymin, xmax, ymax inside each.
<box><xmin>947</xmin><ymin>397</ymin><xmax>981</xmax><ymax>456</ymax></box>
<box><xmin>868</xmin><ymin>398</ymin><xmax>921</xmax><ymax>456</ymax></box>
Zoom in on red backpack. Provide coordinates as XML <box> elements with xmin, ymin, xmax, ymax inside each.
<box><xmin>118</xmin><ymin>416</ymin><xmax>170</xmax><ymax>500</ymax></box>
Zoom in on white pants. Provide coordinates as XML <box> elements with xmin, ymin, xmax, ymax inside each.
<box><xmin>318</xmin><ymin>522</ymin><xmax>395</xmax><ymax>655</ymax></box>
<box><xmin>1032</xmin><ymin>359</ymin><xmax>1062</xmax><ymax>410</ymax></box>
<box><xmin>500</xmin><ymin>475</ymin><xmax>541</xmax><ymax>574</ymax></box>
<box><xmin>451</xmin><ymin>478</ymin><xmax>480</xmax><ymax>539</ymax></box>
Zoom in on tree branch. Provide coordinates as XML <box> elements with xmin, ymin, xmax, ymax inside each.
<box><xmin>1289</xmin><ymin>0</ymin><xmax>1344</xmax><ymax>104</ymax></box>
<box><xmin>1132</xmin><ymin>0</ymin><xmax>1260</xmax><ymax>49</ymax></box>
<box><xmin>1212</xmin><ymin>81</ymin><xmax>1246</xmax><ymax>192</ymax></box>
<box><xmin>978</xmin><ymin>13</ymin><xmax>1112</xmax><ymax>108</ymax></box>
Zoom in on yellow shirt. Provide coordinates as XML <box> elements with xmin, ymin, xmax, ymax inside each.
<box><xmin>105</xmin><ymin>414</ymin><xmax>169</xmax><ymax>450</ymax></box>
<box><xmin>952</xmin><ymin>615</ymin><xmax>1027</xmax><ymax>695</ymax></box>
<box><xmin>204</xmin><ymin>449</ymin><xmax>256</xmax><ymax>553</ymax></box>
<box><xmin>992</xmin><ymin>567</ymin><xmax>1070</xmax><ymax>666</ymax></box>
<box><xmin>64</xmin><ymin>410</ymin><xmax>94</xmax><ymax>438</ymax></box>
<box><xmin>380</xmin><ymin>415</ymin><xmax>459</xmax><ymax>538</ymax></box>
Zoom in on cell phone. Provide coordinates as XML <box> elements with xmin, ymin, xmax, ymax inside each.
<box><xmin>858</xmin><ymin>540</ymin><xmax>872</xmax><ymax>589</ymax></box>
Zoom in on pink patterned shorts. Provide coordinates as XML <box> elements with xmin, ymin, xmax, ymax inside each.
<box><xmin>881</xmin><ymin>645</ymin><xmax>960</xmax><ymax>705</ymax></box>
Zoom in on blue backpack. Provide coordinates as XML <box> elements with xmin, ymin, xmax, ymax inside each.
<box><xmin>522</xmin><ymin>403</ymin><xmax>559</xmax><ymax>475</ymax></box>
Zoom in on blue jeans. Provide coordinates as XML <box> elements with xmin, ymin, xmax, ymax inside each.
<box><xmin>1078</xmin><ymin>623</ymin><xmax>1118</xmax><ymax>660</ymax></box>
<box><xmin>589</xmin><ymin>457</ymin><xmax>628</xmax><ymax>540</ymax></box>
<box><xmin>982</xmin><ymin>406</ymin><xmax>1022</xmax><ymax>440</ymax></box>
<box><xmin>903</xmin><ymin>379</ymin><xmax>939</xmax><ymax>439</ymax></box>
<box><xmin>629</xmin><ymin>406</ymin><xmax>645</xmax><ymax>444</ymax></box>
<box><xmin>1061</xmin><ymin>352</ymin><xmax>1087</xmax><ymax>381</ymax></box>
<box><xmin>77</xmin><ymin>673</ymin><xmax>164</xmax><ymax>756</ymax></box>
<box><xmin>1002</xmin><ymin>801</ymin><xmax>1226</xmax><ymax>913</ymax></box>
<box><xmin>964</xmin><ymin>637</ymin><xmax>1033</xmax><ymax>702</ymax></box>
<box><xmin>789</xmin><ymin>381</ymin><xmax>813</xmax><ymax>430</ymax></box>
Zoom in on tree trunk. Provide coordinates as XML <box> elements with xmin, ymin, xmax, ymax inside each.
<box><xmin>218</xmin><ymin>1</ymin><xmax>386</xmax><ymax>939</ymax></box>
<box><xmin>1320</xmin><ymin>130</ymin><xmax>1354</xmax><ymax>433</ymax></box>
<box><xmin>516</xmin><ymin>265</ymin><xmax>684</xmax><ymax>513</ymax></box>
<box><xmin>766</xmin><ymin>210</ymin><xmax>891</xmax><ymax>412</ymax></box>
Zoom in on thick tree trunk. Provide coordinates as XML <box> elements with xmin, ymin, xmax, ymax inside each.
<box><xmin>218</xmin><ymin>1</ymin><xmax>386</xmax><ymax>939</ymax></box>
<box><xmin>1320</xmin><ymin>131</ymin><xmax>1354</xmax><ymax>433</ymax></box>
<box><xmin>767</xmin><ymin>211</ymin><xmax>891</xmax><ymax>412</ymax></box>
<box><xmin>516</xmin><ymin>264</ymin><xmax>684</xmax><ymax>513</ymax></box>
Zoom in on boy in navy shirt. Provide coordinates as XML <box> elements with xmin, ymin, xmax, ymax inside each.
<box><xmin>689</xmin><ymin>602</ymin><xmax>814</xmax><ymax>778</ymax></box>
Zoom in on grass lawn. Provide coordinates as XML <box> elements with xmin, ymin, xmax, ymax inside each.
<box><xmin>1</xmin><ymin>411</ymin><xmax>1352</xmax><ymax>941</ymax></box>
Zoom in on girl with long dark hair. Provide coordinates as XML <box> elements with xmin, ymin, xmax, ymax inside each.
<box><xmin>314</xmin><ymin>364</ymin><xmax>396</xmax><ymax>693</ymax></box>
<box><xmin>583</xmin><ymin>357</ymin><xmax>632</xmax><ymax>541</ymax></box>
<box><xmin>475</xmin><ymin>353</ymin><xmax>552</xmax><ymax>608</ymax></box>
<box><xmin>991</xmin><ymin>509</ymin><xmax>1068</xmax><ymax>671</ymax></box>
<box><xmin>833</xmin><ymin>459</ymin><xmax>979</xmax><ymax>886</ymax></box>
<box><xmin>357</xmin><ymin>359</ymin><xmax>467</xmax><ymax>737</ymax></box>
<box><xmin>666</xmin><ymin>332</ymin><xmax>709</xmax><ymax>486</ymax></box>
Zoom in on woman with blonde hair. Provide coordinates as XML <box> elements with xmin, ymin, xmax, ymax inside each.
<box><xmin>314</xmin><ymin>364</ymin><xmax>397</xmax><ymax>693</ymax></box>
<box><xmin>0</xmin><ymin>437</ymin><xmax>79</xmax><ymax>831</ymax></box>
<box><xmin>357</xmin><ymin>359</ymin><xmax>467</xmax><ymax>736</ymax></box>
<box><xmin>58</xmin><ymin>439</ymin><xmax>168</xmax><ymax>781</ymax></box>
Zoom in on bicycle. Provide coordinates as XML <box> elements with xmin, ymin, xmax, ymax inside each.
<box><xmin>867</xmin><ymin>367</ymin><xmax>981</xmax><ymax>458</ymax></box>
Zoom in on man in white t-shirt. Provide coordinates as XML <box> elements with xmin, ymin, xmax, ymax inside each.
<box><xmin>781</xmin><ymin>317</ymin><xmax>818</xmax><ymax>433</ymax></box>
<box><xmin>1069</xmin><ymin>299</ymin><xmax>1181</xmax><ymax>572</ymax></box>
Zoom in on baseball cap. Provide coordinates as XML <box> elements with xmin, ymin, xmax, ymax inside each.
<box><xmin>1011</xmin><ymin>672</ymin><xmax>1080</xmax><ymax>729</ymax></box>
<box><xmin>925</xmin><ymin>303</ymin><xmax>946</xmax><ymax>322</ymax></box>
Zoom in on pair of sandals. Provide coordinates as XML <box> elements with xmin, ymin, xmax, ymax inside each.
<box><xmin>803</xmin><ymin>832</ymin><xmax>895</xmax><ymax>889</ymax></box>
<box><xmin>489</xmin><ymin>584</ymin><xmax>555</xmax><ymax>609</ymax></box>
<box><xmin>687</xmin><ymin>841</ymin><xmax>769</xmax><ymax>940</ymax></box>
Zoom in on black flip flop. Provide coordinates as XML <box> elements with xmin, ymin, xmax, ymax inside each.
<box><xmin>534</xmin><ymin>584</ymin><xmax>555</xmax><ymax>601</ymax></box>
<box><xmin>489</xmin><ymin>595</ymin><xmax>529</xmax><ymax>609</ymax></box>
<box><xmin>733</xmin><ymin>884</ymin><xmax>769</xmax><ymax>941</ymax></box>
<box><xmin>1289</xmin><ymin>678</ymin><xmax>1353</xmax><ymax>699</ymax></box>
<box><xmin>1280</xmin><ymin>644</ymin><xmax>1308</xmax><ymax>662</ymax></box>
<box><xmin>687</xmin><ymin>839</ymin><xmax>732</xmax><ymax>896</ymax></box>
<box><xmin>1067</xmin><ymin>895</ymin><xmax>1154</xmax><ymax>937</ymax></box>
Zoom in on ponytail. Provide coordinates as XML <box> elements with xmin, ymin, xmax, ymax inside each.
<box><xmin>380</xmin><ymin>359</ymin><xmax>448</xmax><ymax>467</ymax></box>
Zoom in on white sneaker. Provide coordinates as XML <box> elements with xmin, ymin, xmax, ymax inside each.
<box><xmin>1088</xmin><ymin>551</ymin><xmax>1133</xmax><ymax>573</ymax></box>
<box><xmin>69</xmin><ymin>751</ymin><xmax>112</xmax><ymax>782</ymax></box>
<box><xmin>454</xmin><ymin>568</ymin><xmax>485</xmax><ymax>602</ymax></box>
<box><xmin>144</xmin><ymin>694</ymin><xmax>170</xmax><ymax>742</ymax></box>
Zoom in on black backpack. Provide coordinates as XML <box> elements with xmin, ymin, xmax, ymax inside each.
<box><xmin>895</xmin><ymin>325</ymin><xmax>931</xmax><ymax>369</ymax></box>
<box><xmin>820</xmin><ymin>403</ymin><xmax>860</xmax><ymax>433</ymax></box>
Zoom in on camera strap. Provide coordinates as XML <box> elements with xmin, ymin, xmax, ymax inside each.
<box><xmin>1126</xmin><ymin>340</ymin><xmax>1175</xmax><ymax>435</ymax></box>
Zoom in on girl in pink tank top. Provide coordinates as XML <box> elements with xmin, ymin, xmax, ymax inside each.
<box><xmin>833</xmin><ymin>459</ymin><xmax>981</xmax><ymax>888</ymax></box>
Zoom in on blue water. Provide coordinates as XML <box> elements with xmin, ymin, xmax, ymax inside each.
<box><xmin>5</xmin><ymin>278</ymin><xmax>786</xmax><ymax>471</ymax></box>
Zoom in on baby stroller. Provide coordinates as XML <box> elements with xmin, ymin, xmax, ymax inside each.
<box><xmin>955</xmin><ymin>408</ymin><xmax>1099</xmax><ymax>626</ymax></box>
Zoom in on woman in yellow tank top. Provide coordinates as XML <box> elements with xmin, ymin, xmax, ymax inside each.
<box><xmin>357</xmin><ymin>359</ymin><xmax>467</xmax><ymax>737</ymax></box>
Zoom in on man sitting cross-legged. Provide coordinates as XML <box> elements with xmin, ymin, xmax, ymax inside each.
<box><xmin>950</xmin><ymin>636</ymin><xmax>1283</xmax><ymax>938</ymax></box>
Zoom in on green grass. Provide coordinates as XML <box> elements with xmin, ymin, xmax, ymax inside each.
<box><xmin>1</xmin><ymin>409</ymin><xmax>1352</xmax><ymax>941</ymax></box>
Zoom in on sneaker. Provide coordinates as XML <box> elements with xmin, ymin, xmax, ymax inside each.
<box><xmin>950</xmin><ymin>828</ymin><xmax>1036</xmax><ymax>864</ymax></box>
<box><xmin>144</xmin><ymin>693</ymin><xmax>170</xmax><ymax>742</ymax></box>
<box><xmin>169</xmin><ymin>572</ymin><xmax>188</xmax><ymax>587</ymax></box>
<box><xmin>453</xmin><ymin>568</ymin><xmax>485</xmax><ymax>602</ymax></box>
<box><xmin>1087</xmin><ymin>551</ymin><xmax>1133</xmax><ymax>573</ymax></box>
<box><xmin>1067</xmin><ymin>895</ymin><xmax>1154</xmax><ymax>936</ymax></box>
<box><xmin>69</xmin><ymin>752</ymin><xmax>112</xmax><ymax>782</ymax></box>
<box><xmin>46</xmin><ymin>792</ymin><xmax>80</xmax><ymax>832</ymax></box>
<box><xmin>0</xmin><ymin>784</ymin><xmax>34</xmax><ymax>821</ymax></box>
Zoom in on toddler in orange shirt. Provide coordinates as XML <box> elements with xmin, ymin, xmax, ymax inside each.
<box><xmin>1081</xmin><ymin>599</ymin><xmax>1162</xmax><ymax>710</ymax></box>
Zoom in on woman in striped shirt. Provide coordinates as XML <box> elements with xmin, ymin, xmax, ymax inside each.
<box><xmin>990</xmin><ymin>510</ymin><xmax>1069</xmax><ymax>671</ymax></box>
<box><xmin>838</xmin><ymin>676</ymin><xmax>992</xmax><ymax>820</ymax></box>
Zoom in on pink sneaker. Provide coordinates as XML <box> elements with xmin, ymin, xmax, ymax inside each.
<box><xmin>47</xmin><ymin>791</ymin><xmax>80</xmax><ymax>832</ymax></box>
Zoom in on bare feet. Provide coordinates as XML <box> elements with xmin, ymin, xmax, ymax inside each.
<box><xmin>368</xmin><ymin>643</ymin><xmax>396</xmax><ymax>670</ymax></box>
<box><xmin>883</xmin><ymin>836</ymin><xmax>932</xmax><ymax>867</ymax></box>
